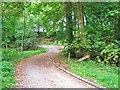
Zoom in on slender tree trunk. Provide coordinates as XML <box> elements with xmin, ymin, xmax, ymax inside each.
<box><xmin>5</xmin><ymin>33</ymin><xmax>8</xmax><ymax>49</ymax></box>
<box><xmin>37</xmin><ymin>15</ymin><xmax>41</xmax><ymax>44</ymax></box>
<box><xmin>73</xmin><ymin>3</ymin><xmax>77</xmax><ymax>36</ymax></box>
<box><xmin>117</xmin><ymin>12</ymin><xmax>120</xmax><ymax>41</ymax></box>
<box><xmin>21</xmin><ymin>4</ymin><xmax>25</xmax><ymax>51</ymax></box>
<box><xmin>21</xmin><ymin>34</ymin><xmax>24</xmax><ymax>51</ymax></box>
<box><xmin>6</xmin><ymin>44</ymin><xmax>8</xmax><ymax>49</ymax></box>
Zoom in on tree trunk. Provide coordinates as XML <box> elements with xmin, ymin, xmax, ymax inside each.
<box><xmin>76</xmin><ymin>2</ymin><xmax>86</xmax><ymax>39</ymax></box>
<box><xmin>37</xmin><ymin>15</ymin><xmax>41</xmax><ymax>44</ymax></box>
<box><xmin>73</xmin><ymin>3</ymin><xmax>77</xmax><ymax>36</ymax></box>
<box><xmin>6</xmin><ymin>44</ymin><xmax>8</xmax><ymax>49</ymax></box>
<box><xmin>75</xmin><ymin>2</ymin><xmax>88</xmax><ymax>58</ymax></box>
<box><xmin>117</xmin><ymin>12</ymin><xmax>120</xmax><ymax>41</ymax></box>
<box><xmin>76</xmin><ymin>2</ymin><xmax>84</xmax><ymax>28</ymax></box>
<box><xmin>65</xmin><ymin>2</ymin><xmax>75</xmax><ymax>57</ymax></box>
<box><xmin>21</xmin><ymin>4</ymin><xmax>25</xmax><ymax>51</ymax></box>
<box><xmin>65</xmin><ymin>2</ymin><xmax>73</xmax><ymax>43</ymax></box>
<box><xmin>21</xmin><ymin>34</ymin><xmax>24</xmax><ymax>51</ymax></box>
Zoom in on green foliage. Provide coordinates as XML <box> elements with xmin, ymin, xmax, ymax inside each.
<box><xmin>63</xmin><ymin>2</ymin><xmax>119</xmax><ymax>66</ymax></box>
<box><xmin>2</xmin><ymin>2</ymin><xmax>66</xmax><ymax>49</ymax></box>
<box><xmin>2</xmin><ymin>49</ymin><xmax>17</xmax><ymax>61</ymax></box>
<box><xmin>68</xmin><ymin>60</ymin><xmax>118</xmax><ymax>88</ymax></box>
<box><xmin>62</xmin><ymin>34</ymin><xmax>91</xmax><ymax>58</ymax></box>
<box><xmin>1</xmin><ymin>2</ymin><xmax>119</xmax><ymax>89</ymax></box>
<box><xmin>2</xmin><ymin>48</ymin><xmax>47</xmax><ymax>63</ymax></box>
<box><xmin>99</xmin><ymin>43</ymin><xmax>120</xmax><ymax>65</ymax></box>
<box><xmin>0</xmin><ymin>61</ymin><xmax>15</xmax><ymax>88</ymax></box>
<box><xmin>1</xmin><ymin>48</ymin><xmax>47</xmax><ymax>88</ymax></box>
<box><xmin>2</xmin><ymin>2</ymin><xmax>37</xmax><ymax>50</ymax></box>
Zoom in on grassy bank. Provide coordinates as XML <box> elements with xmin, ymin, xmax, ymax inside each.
<box><xmin>1</xmin><ymin>48</ymin><xmax>47</xmax><ymax>89</ymax></box>
<box><xmin>67</xmin><ymin>59</ymin><xmax>118</xmax><ymax>88</ymax></box>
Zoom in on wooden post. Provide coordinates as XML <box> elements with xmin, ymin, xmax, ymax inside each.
<box><xmin>68</xmin><ymin>52</ymin><xmax>70</xmax><ymax>62</ymax></box>
<box><xmin>6</xmin><ymin>44</ymin><xmax>8</xmax><ymax>49</ymax></box>
<box><xmin>21</xmin><ymin>34</ymin><xmax>24</xmax><ymax>51</ymax></box>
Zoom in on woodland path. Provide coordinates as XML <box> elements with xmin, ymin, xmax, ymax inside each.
<box><xmin>15</xmin><ymin>45</ymin><xmax>94</xmax><ymax>88</ymax></box>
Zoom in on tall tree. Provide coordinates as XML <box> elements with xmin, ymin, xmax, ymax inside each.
<box><xmin>76</xmin><ymin>2</ymin><xmax>86</xmax><ymax>39</ymax></box>
<box><xmin>65</xmin><ymin>2</ymin><xmax>73</xmax><ymax>43</ymax></box>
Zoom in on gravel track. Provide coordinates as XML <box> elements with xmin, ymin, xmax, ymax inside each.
<box><xmin>15</xmin><ymin>45</ymin><xmax>95</xmax><ymax>88</ymax></box>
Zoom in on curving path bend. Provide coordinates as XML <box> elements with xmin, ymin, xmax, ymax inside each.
<box><xmin>15</xmin><ymin>45</ymin><xmax>95</xmax><ymax>88</ymax></box>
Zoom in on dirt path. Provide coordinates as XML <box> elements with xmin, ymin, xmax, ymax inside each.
<box><xmin>15</xmin><ymin>45</ymin><xmax>94</xmax><ymax>88</ymax></box>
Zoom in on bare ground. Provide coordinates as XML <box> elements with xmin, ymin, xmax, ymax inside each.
<box><xmin>15</xmin><ymin>45</ymin><xmax>95</xmax><ymax>88</ymax></box>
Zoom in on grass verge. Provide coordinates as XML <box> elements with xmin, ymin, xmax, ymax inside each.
<box><xmin>67</xmin><ymin>59</ymin><xmax>118</xmax><ymax>88</ymax></box>
<box><xmin>1</xmin><ymin>48</ymin><xmax>47</xmax><ymax>89</ymax></box>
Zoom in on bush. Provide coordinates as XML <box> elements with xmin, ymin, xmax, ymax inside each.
<box><xmin>98</xmin><ymin>43</ymin><xmax>120</xmax><ymax>65</ymax></box>
<box><xmin>1</xmin><ymin>48</ymin><xmax>47</xmax><ymax>88</ymax></box>
<box><xmin>2</xmin><ymin>49</ymin><xmax>18</xmax><ymax>61</ymax></box>
<box><xmin>62</xmin><ymin>37</ymin><xmax>91</xmax><ymax>58</ymax></box>
<box><xmin>62</xmin><ymin>36</ymin><xmax>120</xmax><ymax>66</ymax></box>
<box><xmin>1</xmin><ymin>61</ymin><xmax>16</xmax><ymax>88</ymax></box>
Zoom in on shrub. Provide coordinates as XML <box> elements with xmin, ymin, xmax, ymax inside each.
<box><xmin>2</xmin><ymin>49</ymin><xmax>18</xmax><ymax>61</ymax></box>
<box><xmin>99</xmin><ymin>43</ymin><xmax>120</xmax><ymax>65</ymax></box>
<box><xmin>1</xmin><ymin>61</ymin><xmax>15</xmax><ymax>88</ymax></box>
<box><xmin>62</xmin><ymin>36</ymin><xmax>120</xmax><ymax>66</ymax></box>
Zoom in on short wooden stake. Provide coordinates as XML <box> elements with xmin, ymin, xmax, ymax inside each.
<box><xmin>68</xmin><ymin>53</ymin><xmax>70</xmax><ymax>62</ymax></box>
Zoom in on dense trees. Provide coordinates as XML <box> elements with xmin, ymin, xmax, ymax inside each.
<box><xmin>83</xmin><ymin>2</ymin><xmax>120</xmax><ymax>65</ymax></box>
<box><xmin>2</xmin><ymin>2</ymin><xmax>36</xmax><ymax>51</ymax></box>
<box><xmin>63</xmin><ymin>2</ymin><xmax>119</xmax><ymax>66</ymax></box>
<box><xmin>2</xmin><ymin>2</ymin><xmax>120</xmax><ymax>66</ymax></box>
<box><xmin>1</xmin><ymin>2</ymin><xmax>119</xmax><ymax>89</ymax></box>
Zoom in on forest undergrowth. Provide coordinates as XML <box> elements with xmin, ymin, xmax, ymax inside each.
<box><xmin>1</xmin><ymin>48</ymin><xmax>47</xmax><ymax>88</ymax></box>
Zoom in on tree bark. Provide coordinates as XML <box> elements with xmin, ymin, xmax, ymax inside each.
<box><xmin>65</xmin><ymin>2</ymin><xmax>73</xmax><ymax>43</ymax></box>
<box><xmin>76</xmin><ymin>2</ymin><xmax>84</xmax><ymax>28</ymax></box>
<box><xmin>65</xmin><ymin>2</ymin><xmax>75</xmax><ymax>57</ymax></box>
<box><xmin>76</xmin><ymin>2</ymin><xmax>86</xmax><ymax>39</ymax></box>
<box><xmin>21</xmin><ymin>34</ymin><xmax>24</xmax><ymax>51</ymax></box>
<box><xmin>37</xmin><ymin>15</ymin><xmax>40</xmax><ymax>44</ymax></box>
<box><xmin>21</xmin><ymin>4</ymin><xmax>25</xmax><ymax>51</ymax></box>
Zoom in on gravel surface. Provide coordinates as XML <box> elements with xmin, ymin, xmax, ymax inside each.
<box><xmin>15</xmin><ymin>45</ymin><xmax>95</xmax><ymax>88</ymax></box>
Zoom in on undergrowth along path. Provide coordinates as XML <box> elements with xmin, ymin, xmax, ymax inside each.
<box><xmin>15</xmin><ymin>45</ymin><xmax>95</xmax><ymax>88</ymax></box>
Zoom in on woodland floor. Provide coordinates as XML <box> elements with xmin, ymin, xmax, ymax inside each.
<box><xmin>15</xmin><ymin>45</ymin><xmax>95</xmax><ymax>88</ymax></box>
